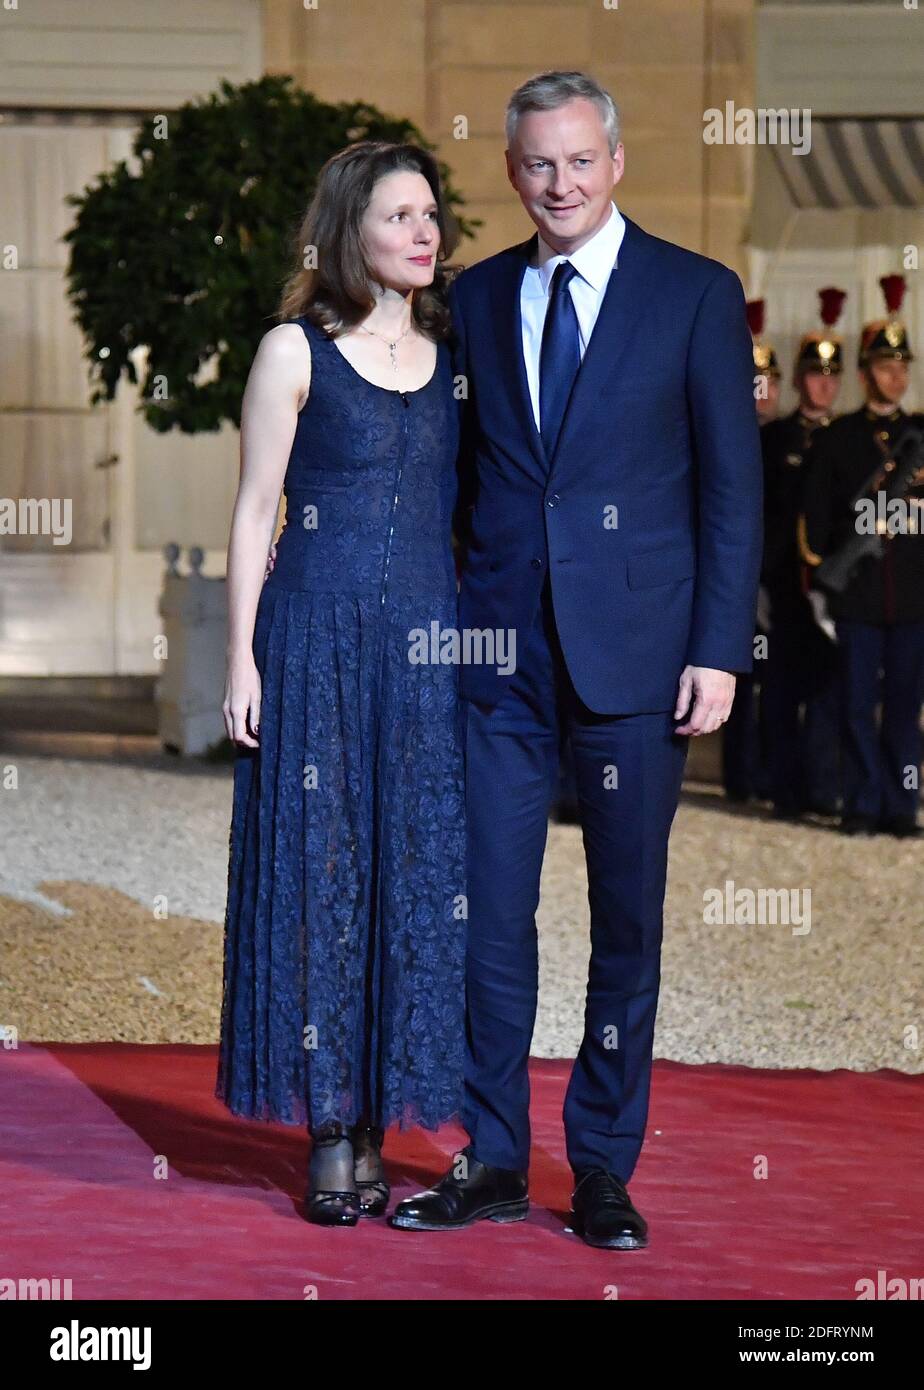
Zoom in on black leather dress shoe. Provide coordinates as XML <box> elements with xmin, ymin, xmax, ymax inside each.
<box><xmin>879</xmin><ymin>815</ymin><xmax>922</xmax><ymax>839</ymax></box>
<box><xmin>389</xmin><ymin>1148</ymin><xmax>528</xmax><ymax>1230</ymax></box>
<box><xmin>570</xmin><ymin>1170</ymin><xmax>648</xmax><ymax>1250</ymax></box>
<box><xmin>839</xmin><ymin>814</ymin><xmax>878</xmax><ymax>837</ymax></box>
<box><xmin>724</xmin><ymin>789</ymin><xmax>752</xmax><ymax>806</ymax></box>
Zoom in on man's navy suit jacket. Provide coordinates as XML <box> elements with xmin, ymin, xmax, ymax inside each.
<box><xmin>448</xmin><ymin>214</ymin><xmax>763</xmax><ymax>715</ymax></box>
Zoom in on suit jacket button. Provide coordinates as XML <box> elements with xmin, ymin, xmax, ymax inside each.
<box><xmin>546</xmin><ymin>494</ymin><xmax>560</xmax><ymax>507</ymax></box>
<box><xmin>531</xmin><ymin>557</ymin><xmax>543</xmax><ymax>568</ymax></box>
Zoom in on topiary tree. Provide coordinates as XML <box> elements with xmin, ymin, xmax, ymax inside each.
<box><xmin>63</xmin><ymin>74</ymin><xmax>478</xmax><ymax>435</ymax></box>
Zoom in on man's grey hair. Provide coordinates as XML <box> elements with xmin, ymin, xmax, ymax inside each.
<box><xmin>505</xmin><ymin>71</ymin><xmax>621</xmax><ymax>154</ymax></box>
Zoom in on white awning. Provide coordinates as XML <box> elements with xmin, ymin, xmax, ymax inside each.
<box><xmin>772</xmin><ymin>118</ymin><xmax>924</xmax><ymax>209</ymax></box>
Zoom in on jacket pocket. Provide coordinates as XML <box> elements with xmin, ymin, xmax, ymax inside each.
<box><xmin>626</xmin><ymin>544</ymin><xmax>696</xmax><ymax>590</ymax></box>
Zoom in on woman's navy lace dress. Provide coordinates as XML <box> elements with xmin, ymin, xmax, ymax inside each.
<box><xmin>216</xmin><ymin>315</ymin><xmax>466</xmax><ymax>1134</ymax></box>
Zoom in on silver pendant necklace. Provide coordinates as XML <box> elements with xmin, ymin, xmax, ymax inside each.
<box><xmin>358</xmin><ymin>318</ymin><xmax>413</xmax><ymax>378</ymax></box>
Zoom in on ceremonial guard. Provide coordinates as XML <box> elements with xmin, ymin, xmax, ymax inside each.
<box><xmin>760</xmin><ymin>288</ymin><xmax>846</xmax><ymax>819</ymax></box>
<box><xmin>750</xmin><ymin>297</ymin><xmax>782</xmax><ymax>426</ymax></box>
<box><xmin>722</xmin><ymin>299</ymin><xmax>779</xmax><ymax>802</ymax></box>
<box><xmin>800</xmin><ymin>275</ymin><xmax>924</xmax><ymax>837</ymax></box>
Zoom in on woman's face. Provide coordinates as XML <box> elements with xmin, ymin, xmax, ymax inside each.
<box><xmin>360</xmin><ymin>170</ymin><xmax>440</xmax><ymax>295</ymax></box>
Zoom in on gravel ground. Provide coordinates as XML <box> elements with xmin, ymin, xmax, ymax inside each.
<box><xmin>0</xmin><ymin>748</ymin><xmax>920</xmax><ymax>1071</ymax></box>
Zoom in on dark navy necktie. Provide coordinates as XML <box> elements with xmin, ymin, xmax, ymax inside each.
<box><xmin>539</xmin><ymin>259</ymin><xmax>580</xmax><ymax>460</ymax></box>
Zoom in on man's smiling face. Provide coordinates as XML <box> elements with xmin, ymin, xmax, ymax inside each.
<box><xmin>505</xmin><ymin>96</ymin><xmax>624</xmax><ymax>254</ymax></box>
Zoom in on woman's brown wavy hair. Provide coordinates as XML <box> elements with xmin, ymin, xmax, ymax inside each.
<box><xmin>276</xmin><ymin>141</ymin><xmax>459</xmax><ymax>341</ymax></box>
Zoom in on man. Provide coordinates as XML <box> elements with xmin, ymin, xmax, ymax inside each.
<box><xmin>390</xmin><ymin>70</ymin><xmax>762</xmax><ymax>1249</ymax></box>
<box><xmin>800</xmin><ymin>275</ymin><xmax>924</xmax><ymax>839</ymax></box>
<box><xmin>760</xmin><ymin>288</ymin><xmax>845</xmax><ymax>819</ymax></box>
<box><xmin>749</xmin><ymin>298</ymin><xmax>783</xmax><ymax>427</ymax></box>
<box><xmin>721</xmin><ymin>299</ymin><xmax>781</xmax><ymax>804</ymax></box>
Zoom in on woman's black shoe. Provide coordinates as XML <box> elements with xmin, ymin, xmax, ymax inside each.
<box><xmin>351</xmin><ymin>1123</ymin><xmax>390</xmax><ymax>1217</ymax></box>
<box><xmin>305</xmin><ymin>1128</ymin><xmax>361</xmax><ymax>1227</ymax></box>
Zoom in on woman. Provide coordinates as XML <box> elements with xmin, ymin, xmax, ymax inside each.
<box><xmin>216</xmin><ymin>142</ymin><xmax>467</xmax><ymax>1227</ymax></box>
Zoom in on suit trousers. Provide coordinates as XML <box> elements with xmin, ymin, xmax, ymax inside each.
<box><xmin>461</xmin><ymin>578</ymin><xmax>688</xmax><ymax>1179</ymax></box>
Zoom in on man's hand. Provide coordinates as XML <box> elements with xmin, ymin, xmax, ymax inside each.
<box><xmin>674</xmin><ymin>665</ymin><xmax>736</xmax><ymax>736</ymax></box>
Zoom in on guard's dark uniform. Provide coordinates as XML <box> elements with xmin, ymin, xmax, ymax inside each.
<box><xmin>800</xmin><ymin>404</ymin><xmax>924</xmax><ymax>831</ymax></box>
<box><xmin>761</xmin><ymin>408</ymin><xmax>841</xmax><ymax>814</ymax></box>
<box><xmin>721</xmin><ymin>303</ymin><xmax>780</xmax><ymax>801</ymax></box>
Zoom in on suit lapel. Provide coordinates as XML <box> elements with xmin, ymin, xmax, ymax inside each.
<box><xmin>547</xmin><ymin>216</ymin><xmax>656</xmax><ymax>478</ymax></box>
<box><xmin>494</xmin><ymin>233</ymin><xmax>549</xmax><ymax>484</ymax></box>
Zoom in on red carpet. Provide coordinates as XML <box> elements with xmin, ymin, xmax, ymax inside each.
<box><xmin>2</xmin><ymin>1043</ymin><xmax>920</xmax><ymax>1300</ymax></box>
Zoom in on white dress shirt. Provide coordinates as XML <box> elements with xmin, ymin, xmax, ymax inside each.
<box><xmin>520</xmin><ymin>200</ymin><xmax>626</xmax><ymax>431</ymax></box>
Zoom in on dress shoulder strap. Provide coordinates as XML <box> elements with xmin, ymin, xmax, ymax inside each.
<box><xmin>289</xmin><ymin>313</ymin><xmax>333</xmax><ymax>346</ymax></box>
<box><xmin>285</xmin><ymin>312</ymin><xmax>312</xmax><ymax>341</ymax></box>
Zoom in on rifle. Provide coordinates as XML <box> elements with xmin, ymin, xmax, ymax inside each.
<box><xmin>815</xmin><ymin>424</ymin><xmax>924</xmax><ymax>595</ymax></box>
